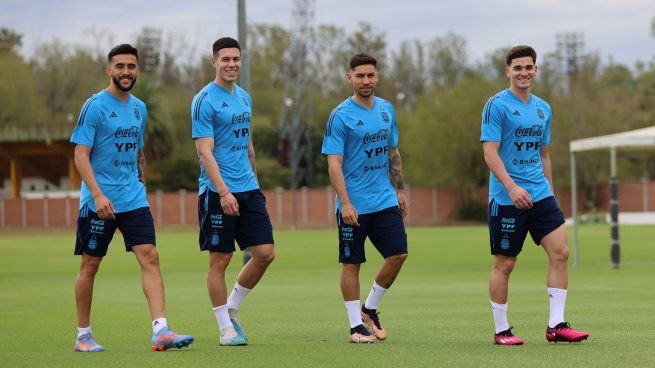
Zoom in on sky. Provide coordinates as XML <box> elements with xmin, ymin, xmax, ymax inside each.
<box><xmin>2</xmin><ymin>0</ymin><xmax>653</xmax><ymax>66</ymax></box>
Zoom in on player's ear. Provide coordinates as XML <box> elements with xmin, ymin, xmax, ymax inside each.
<box><xmin>346</xmin><ymin>71</ymin><xmax>352</xmax><ymax>83</ymax></box>
<box><xmin>505</xmin><ymin>66</ymin><xmax>510</xmax><ymax>78</ymax></box>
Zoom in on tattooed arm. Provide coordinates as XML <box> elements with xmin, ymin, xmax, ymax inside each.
<box><xmin>389</xmin><ymin>147</ymin><xmax>408</xmax><ymax>217</ymax></box>
<box><xmin>137</xmin><ymin>149</ymin><xmax>146</xmax><ymax>186</ymax></box>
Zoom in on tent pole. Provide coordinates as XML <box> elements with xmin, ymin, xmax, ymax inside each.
<box><xmin>571</xmin><ymin>151</ymin><xmax>579</xmax><ymax>268</ymax></box>
<box><xmin>610</xmin><ymin>147</ymin><xmax>620</xmax><ymax>268</ymax></box>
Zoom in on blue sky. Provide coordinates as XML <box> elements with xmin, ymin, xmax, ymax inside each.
<box><xmin>2</xmin><ymin>0</ymin><xmax>653</xmax><ymax>66</ymax></box>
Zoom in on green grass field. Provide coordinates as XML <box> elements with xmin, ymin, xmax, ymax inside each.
<box><xmin>1</xmin><ymin>224</ymin><xmax>654</xmax><ymax>367</ymax></box>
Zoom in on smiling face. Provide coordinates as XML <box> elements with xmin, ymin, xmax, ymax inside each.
<box><xmin>107</xmin><ymin>54</ymin><xmax>139</xmax><ymax>92</ymax></box>
<box><xmin>506</xmin><ymin>56</ymin><xmax>537</xmax><ymax>91</ymax></box>
<box><xmin>212</xmin><ymin>47</ymin><xmax>241</xmax><ymax>87</ymax></box>
<box><xmin>348</xmin><ymin>64</ymin><xmax>379</xmax><ymax>98</ymax></box>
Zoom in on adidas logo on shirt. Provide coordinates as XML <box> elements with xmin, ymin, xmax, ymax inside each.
<box><xmin>356</xmin><ymin>120</ymin><xmax>364</xmax><ymax>126</ymax></box>
<box><xmin>109</xmin><ymin>112</ymin><xmax>117</xmax><ymax>118</ymax></box>
<box><xmin>221</xmin><ymin>102</ymin><xmax>229</xmax><ymax>108</ymax></box>
<box><xmin>512</xmin><ymin>110</ymin><xmax>520</xmax><ymax>116</ymax></box>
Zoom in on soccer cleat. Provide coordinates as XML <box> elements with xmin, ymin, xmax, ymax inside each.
<box><xmin>228</xmin><ymin>309</ymin><xmax>248</xmax><ymax>342</ymax></box>
<box><xmin>494</xmin><ymin>327</ymin><xmax>524</xmax><ymax>345</ymax></box>
<box><xmin>75</xmin><ymin>333</ymin><xmax>105</xmax><ymax>352</ymax></box>
<box><xmin>150</xmin><ymin>327</ymin><xmax>194</xmax><ymax>351</ymax></box>
<box><xmin>220</xmin><ymin>327</ymin><xmax>247</xmax><ymax>346</ymax></box>
<box><xmin>349</xmin><ymin>324</ymin><xmax>377</xmax><ymax>343</ymax></box>
<box><xmin>361</xmin><ymin>305</ymin><xmax>387</xmax><ymax>341</ymax></box>
<box><xmin>546</xmin><ymin>322</ymin><xmax>589</xmax><ymax>343</ymax></box>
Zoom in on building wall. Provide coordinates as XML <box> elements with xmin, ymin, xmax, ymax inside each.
<box><xmin>1</xmin><ymin>182</ymin><xmax>653</xmax><ymax>228</ymax></box>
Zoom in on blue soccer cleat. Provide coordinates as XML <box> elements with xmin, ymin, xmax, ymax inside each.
<box><xmin>150</xmin><ymin>327</ymin><xmax>194</xmax><ymax>351</ymax></box>
<box><xmin>75</xmin><ymin>333</ymin><xmax>105</xmax><ymax>352</ymax></box>
<box><xmin>220</xmin><ymin>327</ymin><xmax>247</xmax><ymax>346</ymax></box>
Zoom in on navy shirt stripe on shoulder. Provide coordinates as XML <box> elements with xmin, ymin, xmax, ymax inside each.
<box><xmin>325</xmin><ymin>106</ymin><xmax>343</xmax><ymax>137</ymax></box>
<box><xmin>482</xmin><ymin>96</ymin><xmax>500</xmax><ymax>125</ymax></box>
<box><xmin>193</xmin><ymin>91</ymin><xmax>208</xmax><ymax>121</ymax></box>
<box><xmin>78</xmin><ymin>96</ymin><xmax>97</xmax><ymax>126</ymax></box>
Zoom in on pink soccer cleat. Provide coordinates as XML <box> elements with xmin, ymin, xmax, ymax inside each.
<box><xmin>494</xmin><ymin>327</ymin><xmax>524</xmax><ymax>345</ymax></box>
<box><xmin>546</xmin><ymin>322</ymin><xmax>589</xmax><ymax>343</ymax></box>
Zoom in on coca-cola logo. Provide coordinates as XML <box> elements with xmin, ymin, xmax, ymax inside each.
<box><xmin>114</xmin><ymin>126</ymin><xmax>140</xmax><ymax>138</ymax></box>
<box><xmin>363</xmin><ymin>129</ymin><xmax>389</xmax><ymax>144</ymax></box>
<box><xmin>515</xmin><ymin>125</ymin><xmax>543</xmax><ymax>138</ymax></box>
<box><xmin>231</xmin><ymin>112</ymin><xmax>251</xmax><ymax>125</ymax></box>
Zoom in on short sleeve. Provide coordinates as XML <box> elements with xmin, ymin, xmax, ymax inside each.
<box><xmin>388</xmin><ymin>105</ymin><xmax>398</xmax><ymax>148</ymax></box>
<box><xmin>139</xmin><ymin>104</ymin><xmax>147</xmax><ymax>150</ymax></box>
<box><xmin>321</xmin><ymin>109</ymin><xmax>347</xmax><ymax>156</ymax></box>
<box><xmin>480</xmin><ymin>97</ymin><xmax>503</xmax><ymax>142</ymax></box>
<box><xmin>191</xmin><ymin>92</ymin><xmax>214</xmax><ymax>139</ymax></box>
<box><xmin>542</xmin><ymin>104</ymin><xmax>552</xmax><ymax>146</ymax></box>
<box><xmin>70</xmin><ymin>97</ymin><xmax>100</xmax><ymax>148</ymax></box>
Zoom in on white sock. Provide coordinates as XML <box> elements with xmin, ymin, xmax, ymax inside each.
<box><xmin>547</xmin><ymin>287</ymin><xmax>567</xmax><ymax>328</ymax></box>
<box><xmin>345</xmin><ymin>300</ymin><xmax>363</xmax><ymax>328</ymax></box>
<box><xmin>213</xmin><ymin>304</ymin><xmax>234</xmax><ymax>331</ymax></box>
<box><xmin>77</xmin><ymin>326</ymin><xmax>91</xmax><ymax>338</ymax></box>
<box><xmin>364</xmin><ymin>281</ymin><xmax>388</xmax><ymax>310</ymax></box>
<box><xmin>152</xmin><ymin>317</ymin><xmax>168</xmax><ymax>334</ymax></box>
<box><xmin>227</xmin><ymin>283</ymin><xmax>251</xmax><ymax>311</ymax></box>
<box><xmin>490</xmin><ymin>301</ymin><xmax>510</xmax><ymax>334</ymax></box>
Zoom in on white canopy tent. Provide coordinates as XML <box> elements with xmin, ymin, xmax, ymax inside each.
<box><xmin>569</xmin><ymin>126</ymin><xmax>655</xmax><ymax>268</ymax></box>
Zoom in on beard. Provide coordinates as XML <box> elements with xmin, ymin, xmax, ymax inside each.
<box><xmin>112</xmin><ymin>75</ymin><xmax>137</xmax><ymax>92</ymax></box>
<box><xmin>354</xmin><ymin>86</ymin><xmax>374</xmax><ymax>98</ymax></box>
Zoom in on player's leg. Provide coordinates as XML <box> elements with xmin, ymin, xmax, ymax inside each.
<box><xmin>363</xmin><ymin>206</ymin><xmax>408</xmax><ymax>341</ymax></box>
<box><xmin>73</xmin><ymin>206</ymin><xmax>114</xmax><ymax>352</ymax></box>
<box><xmin>337</xmin><ymin>211</ymin><xmax>376</xmax><ymax>343</ymax></box>
<box><xmin>532</xmin><ymin>197</ymin><xmax>588</xmax><ymax>343</ymax></box>
<box><xmin>488</xmin><ymin>199</ymin><xmax>526</xmax><ymax>345</ymax></box>
<box><xmin>121</xmin><ymin>207</ymin><xmax>193</xmax><ymax>350</ymax></box>
<box><xmin>226</xmin><ymin>190</ymin><xmax>275</xmax><ymax>342</ymax></box>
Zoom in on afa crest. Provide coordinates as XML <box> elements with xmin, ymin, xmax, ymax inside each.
<box><xmin>536</xmin><ymin>108</ymin><xmax>545</xmax><ymax>120</ymax></box>
<box><xmin>381</xmin><ymin>111</ymin><xmax>390</xmax><ymax>123</ymax></box>
<box><xmin>133</xmin><ymin>104</ymin><xmax>141</xmax><ymax>120</ymax></box>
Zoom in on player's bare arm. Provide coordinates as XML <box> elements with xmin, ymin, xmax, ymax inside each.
<box><xmin>327</xmin><ymin>154</ymin><xmax>359</xmax><ymax>226</ymax></box>
<box><xmin>195</xmin><ymin>137</ymin><xmax>240</xmax><ymax>216</ymax></box>
<box><xmin>541</xmin><ymin>146</ymin><xmax>555</xmax><ymax>195</ymax></box>
<box><xmin>482</xmin><ymin>141</ymin><xmax>533</xmax><ymax>209</ymax></box>
<box><xmin>248</xmin><ymin>136</ymin><xmax>257</xmax><ymax>178</ymax></box>
<box><xmin>389</xmin><ymin>147</ymin><xmax>408</xmax><ymax>217</ymax></box>
<box><xmin>137</xmin><ymin>149</ymin><xmax>146</xmax><ymax>186</ymax></box>
<box><xmin>74</xmin><ymin>144</ymin><xmax>115</xmax><ymax>220</ymax></box>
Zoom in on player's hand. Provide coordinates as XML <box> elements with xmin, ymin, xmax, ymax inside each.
<box><xmin>508</xmin><ymin>185</ymin><xmax>533</xmax><ymax>209</ymax></box>
<box><xmin>94</xmin><ymin>193</ymin><xmax>115</xmax><ymax>220</ymax></box>
<box><xmin>341</xmin><ymin>203</ymin><xmax>360</xmax><ymax>227</ymax></box>
<box><xmin>397</xmin><ymin>190</ymin><xmax>408</xmax><ymax>218</ymax></box>
<box><xmin>220</xmin><ymin>192</ymin><xmax>240</xmax><ymax>216</ymax></box>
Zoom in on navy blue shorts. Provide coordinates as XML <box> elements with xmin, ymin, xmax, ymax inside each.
<box><xmin>198</xmin><ymin>189</ymin><xmax>274</xmax><ymax>253</ymax></box>
<box><xmin>336</xmin><ymin>206</ymin><xmax>408</xmax><ymax>264</ymax></box>
<box><xmin>488</xmin><ymin>196</ymin><xmax>565</xmax><ymax>257</ymax></box>
<box><xmin>74</xmin><ymin>205</ymin><xmax>156</xmax><ymax>257</ymax></box>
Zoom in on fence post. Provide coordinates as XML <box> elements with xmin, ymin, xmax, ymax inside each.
<box><xmin>21</xmin><ymin>197</ymin><xmax>26</xmax><ymax>227</ymax></box>
<box><xmin>407</xmin><ymin>184</ymin><xmax>412</xmax><ymax>225</ymax></box>
<box><xmin>65</xmin><ymin>193</ymin><xmax>71</xmax><ymax>227</ymax></box>
<box><xmin>0</xmin><ymin>197</ymin><xmax>4</xmax><ymax>228</ymax></box>
<box><xmin>156</xmin><ymin>190</ymin><xmax>163</xmax><ymax>225</ymax></box>
<box><xmin>179</xmin><ymin>189</ymin><xmax>187</xmax><ymax>225</ymax></box>
<box><xmin>275</xmin><ymin>187</ymin><xmax>283</xmax><ymax>226</ymax></box>
<box><xmin>43</xmin><ymin>195</ymin><xmax>49</xmax><ymax>228</ymax></box>
<box><xmin>432</xmin><ymin>185</ymin><xmax>439</xmax><ymax>223</ymax></box>
<box><xmin>301</xmin><ymin>186</ymin><xmax>308</xmax><ymax>224</ymax></box>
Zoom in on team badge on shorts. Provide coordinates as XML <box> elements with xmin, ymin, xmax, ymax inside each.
<box><xmin>211</xmin><ymin>234</ymin><xmax>219</xmax><ymax>246</ymax></box>
<box><xmin>88</xmin><ymin>238</ymin><xmax>97</xmax><ymax>250</ymax></box>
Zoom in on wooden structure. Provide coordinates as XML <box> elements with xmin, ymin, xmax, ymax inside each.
<box><xmin>0</xmin><ymin>123</ymin><xmax>79</xmax><ymax>198</ymax></box>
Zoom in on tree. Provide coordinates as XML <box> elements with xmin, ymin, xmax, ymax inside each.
<box><xmin>0</xmin><ymin>28</ymin><xmax>22</xmax><ymax>55</ymax></box>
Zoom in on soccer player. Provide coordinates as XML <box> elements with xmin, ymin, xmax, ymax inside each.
<box><xmin>191</xmin><ymin>37</ymin><xmax>275</xmax><ymax>346</ymax></box>
<box><xmin>481</xmin><ymin>45</ymin><xmax>589</xmax><ymax>345</ymax></box>
<box><xmin>322</xmin><ymin>53</ymin><xmax>408</xmax><ymax>343</ymax></box>
<box><xmin>70</xmin><ymin>44</ymin><xmax>193</xmax><ymax>352</ymax></box>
